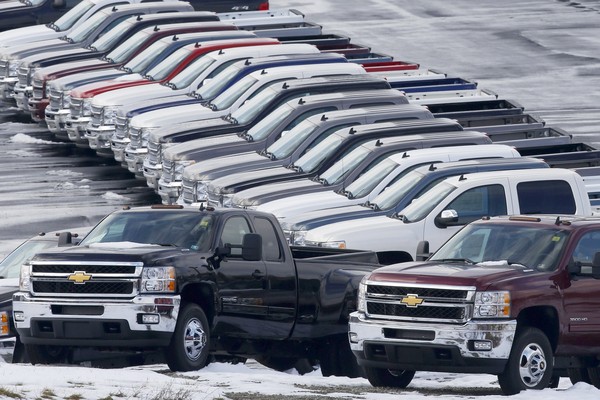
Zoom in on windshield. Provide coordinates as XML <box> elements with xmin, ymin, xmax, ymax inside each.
<box><xmin>168</xmin><ymin>54</ymin><xmax>216</xmax><ymax>89</ymax></box>
<box><xmin>343</xmin><ymin>157</ymin><xmax>400</xmax><ymax>198</ymax></box>
<box><xmin>123</xmin><ymin>39</ymin><xmax>173</xmax><ymax>73</ymax></box>
<box><xmin>80</xmin><ymin>211</ymin><xmax>215</xmax><ymax>252</ymax></box>
<box><xmin>195</xmin><ymin>63</ymin><xmax>243</xmax><ymax>100</ymax></box>
<box><xmin>54</xmin><ymin>0</ymin><xmax>94</xmax><ymax>31</ymax></box>
<box><xmin>231</xmin><ymin>84</ymin><xmax>281</xmax><ymax>127</ymax></box>
<box><xmin>90</xmin><ymin>17</ymin><xmax>134</xmax><ymax>52</ymax></box>
<box><xmin>0</xmin><ymin>240</ymin><xmax>56</xmax><ymax>279</ymax></box>
<box><xmin>318</xmin><ymin>145</ymin><xmax>372</xmax><ymax>186</ymax></box>
<box><xmin>67</xmin><ymin>9</ymin><xmax>108</xmax><ymax>43</ymax></box>
<box><xmin>266</xmin><ymin>119</ymin><xmax>318</xmax><ymax>160</ymax></box>
<box><xmin>209</xmin><ymin>75</ymin><xmax>258</xmax><ymax>110</ymax></box>
<box><xmin>371</xmin><ymin>169</ymin><xmax>426</xmax><ymax>210</ymax></box>
<box><xmin>104</xmin><ymin>29</ymin><xmax>152</xmax><ymax>64</ymax></box>
<box><xmin>430</xmin><ymin>223</ymin><xmax>569</xmax><ymax>271</ymax></box>
<box><xmin>398</xmin><ymin>181</ymin><xmax>457</xmax><ymax>222</ymax></box>
<box><xmin>145</xmin><ymin>47</ymin><xmax>192</xmax><ymax>81</ymax></box>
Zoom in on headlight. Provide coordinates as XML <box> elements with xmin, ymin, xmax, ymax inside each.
<box><xmin>195</xmin><ymin>181</ymin><xmax>208</xmax><ymax>201</ymax></box>
<box><xmin>102</xmin><ymin>106</ymin><xmax>119</xmax><ymax>125</ymax></box>
<box><xmin>357</xmin><ymin>275</ymin><xmax>369</xmax><ymax>313</ymax></box>
<box><xmin>82</xmin><ymin>98</ymin><xmax>92</xmax><ymax>116</ymax></box>
<box><xmin>222</xmin><ymin>193</ymin><xmax>234</xmax><ymax>208</ymax></box>
<box><xmin>305</xmin><ymin>240</ymin><xmax>347</xmax><ymax>249</ymax></box>
<box><xmin>62</xmin><ymin>91</ymin><xmax>71</xmax><ymax>108</ymax></box>
<box><xmin>140</xmin><ymin>266</ymin><xmax>176</xmax><ymax>293</ymax></box>
<box><xmin>8</xmin><ymin>60</ymin><xmax>20</xmax><ymax>76</ymax></box>
<box><xmin>473</xmin><ymin>291</ymin><xmax>511</xmax><ymax>318</ymax></box>
<box><xmin>174</xmin><ymin>160</ymin><xmax>195</xmax><ymax>180</ymax></box>
<box><xmin>19</xmin><ymin>263</ymin><xmax>31</xmax><ymax>291</ymax></box>
<box><xmin>291</xmin><ymin>230</ymin><xmax>308</xmax><ymax>246</ymax></box>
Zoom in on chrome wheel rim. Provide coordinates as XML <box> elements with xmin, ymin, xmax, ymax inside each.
<box><xmin>519</xmin><ymin>342</ymin><xmax>547</xmax><ymax>387</ymax></box>
<box><xmin>184</xmin><ymin>317</ymin><xmax>206</xmax><ymax>361</ymax></box>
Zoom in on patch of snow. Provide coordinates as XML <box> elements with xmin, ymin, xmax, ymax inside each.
<box><xmin>101</xmin><ymin>192</ymin><xmax>130</xmax><ymax>201</ymax></box>
<box><xmin>9</xmin><ymin>133</ymin><xmax>59</xmax><ymax>145</ymax></box>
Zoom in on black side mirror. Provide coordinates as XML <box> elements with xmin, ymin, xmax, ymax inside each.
<box><xmin>242</xmin><ymin>233</ymin><xmax>262</xmax><ymax>261</ymax></box>
<box><xmin>57</xmin><ymin>231</ymin><xmax>73</xmax><ymax>247</ymax></box>
<box><xmin>592</xmin><ymin>252</ymin><xmax>600</xmax><ymax>279</ymax></box>
<box><xmin>415</xmin><ymin>240</ymin><xmax>430</xmax><ymax>261</ymax></box>
<box><xmin>215</xmin><ymin>245</ymin><xmax>231</xmax><ymax>258</ymax></box>
<box><xmin>435</xmin><ymin>209</ymin><xmax>459</xmax><ymax>228</ymax></box>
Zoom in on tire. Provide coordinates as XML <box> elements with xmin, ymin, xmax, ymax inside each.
<box><xmin>586</xmin><ymin>367</ymin><xmax>600</xmax><ymax>389</ymax></box>
<box><xmin>165</xmin><ymin>303</ymin><xmax>210</xmax><ymax>372</ymax></box>
<box><xmin>364</xmin><ymin>367</ymin><xmax>415</xmax><ymax>388</ymax></box>
<box><xmin>24</xmin><ymin>344</ymin><xmax>67</xmax><ymax>365</ymax></box>
<box><xmin>319</xmin><ymin>336</ymin><xmax>365</xmax><ymax>378</ymax></box>
<box><xmin>497</xmin><ymin>327</ymin><xmax>553</xmax><ymax>395</ymax></box>
<box><xmin>256</xmin><ymin>356</ymin><xmax>317</xmax><ymax>375</ymax></box>
<box><xmin>568</xmin><ymin>367</ymin><xmax>591</xmax><ymax>385</ymax></box>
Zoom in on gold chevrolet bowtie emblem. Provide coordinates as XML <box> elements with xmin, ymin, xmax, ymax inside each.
<box><xmin>401</xmin><ymin>294</ymin><xmax>424</xmax><ymax>308</ymax></box>
<box><xmin>68</xmin><ymin>271</ymin><xmax>92</xmax><ymax>284</ymax></box>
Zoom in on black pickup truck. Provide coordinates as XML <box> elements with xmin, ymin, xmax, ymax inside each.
<box><xmin>13</xmin><ymin>205</ymin><xmax>381</xmax><ymax>376</ymax></box>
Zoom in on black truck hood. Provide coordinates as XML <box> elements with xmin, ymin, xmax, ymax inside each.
<box><xmin>369</xmin><ymin>260</ymin><xmax>539</xmax><ymax>291</ymax></box>
<box><xmin>30</xmin><ymin>244</ymin><xmax>197</xmax><ymax>265</ymax></box>
<box><xmin>0</xmin><ymin>284</ymin><xmax>18</xmax><ymax>305</ymax></box>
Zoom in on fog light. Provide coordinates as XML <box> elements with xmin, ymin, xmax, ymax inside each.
<box><xmin>349</xmin><ymin>332</ymin><xmax>359</xmax><ymax>343</ymax></box>
<box><xmin>140</xmin><ymin>314</ymin><xmax>160</xmax><ymax>324</ymax></box>
<box><xmin>13</xmin><ymin>311</ymin><xmax>25</xmax><ymax>322</ymax></box>
<box><xmin>1</xmin><ymin>312</ymin><xmax>8</xmax><ymax>335</ymax></box>
<box><xmin>471</xmin><ymin>340</ymin><xmax>493</xmax><ymax>351</ymax></box>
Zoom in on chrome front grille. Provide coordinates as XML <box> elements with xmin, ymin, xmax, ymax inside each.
<box><xmin>0</xmin><ymin>60</ymin><xmax>8</xmax><ymax>77</ymax></box>
<box><xmin>17</xmin><ymin>66</ymin><xmax>29</xmax><ymax>86</ymax></box>
<box><xmin>364</xmin><ymin>283</ymin><xmax>476</xmax><ymax>324</ymax></box>
<box><xmin>207</xmin><ymin>191</ymin><xmax>220</xmax><ymax>208</ymax></box>
<box><xmin>29</xmin><ymin>261</ymin><xmax>143</xmax><ymax>298</ymax></box>
<box><xmin>48</xmin><ymin>88</ymin><xmax>63</xmax><ymax>110</ymax></box>
<box><xmin>182</xmin><ymin>178</ymin><xmax>195</xmax><ymax>203</ymax></box>
<box><xmin>32</xmin><ymin>78</ymin><xmax>44</xmax><ymax>99</ymax></box>
<box><xmin>161</xmin><ymin>159</ymin><xmax>174</xmax><ymax>183</ymax></box>
<box><xmin>147</xmin><ymin>140</ymin><xmax>161</xmax><ymax>165</ymax></box>
<box><xmin>90</xmin><ymin>104</ymin><xmax>103</xmax><ymax>126</ymax></box>
<box><xmin>115</xmin><ymin>116</ymin><xmax>128</xmax><ymax>140</ymax></box>
<box><xmin>70</xmin><ymin>98</ymin><xmax>83</xmax><ymax>118</ymax></box>
<box><xmin>129</xmin><ymin>126</ymin><xmax>142</xmax><ymax>149</ymax></box>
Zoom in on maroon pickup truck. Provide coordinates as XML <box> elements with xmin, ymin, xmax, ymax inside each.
<box><xmin>349</xmin><ymin>215</ymin><xmax>600</xmax><ymax>394</ymax></box>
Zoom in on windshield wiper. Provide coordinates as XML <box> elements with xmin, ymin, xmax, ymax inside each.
<box><xmin>142</xmin><ymin>74</ymin><xmax>154</xmax><ymax>81</ymax></box>
<box><xmin>288</xmin><ymin>164</ymin><xmax>302</xmax><ymax>172</ymax></box>
<box><xmin>258</xmin><ymin>149</ymin><xmax>276</xmax><ymax>160</ymax></box>
<box><xmin>47</xmin><ymin>22</ymin><xmax>59</xmax><ymax>31</ymax></box>
<box><xmin>87</xmin><ymin>45</ymin><xmax>97</xmax><ymax>52</ymax></box>
<box><xmin>223</xmin><ymin>114</ymin><xmax>237</xmax><ymax>124</ymax></box>
<box><xmin>151</xmin><ymin>243</ymin><xmax>176</xmax><ymax>247</ymax></box>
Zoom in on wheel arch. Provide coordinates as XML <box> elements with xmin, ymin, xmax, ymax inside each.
<box><xmin>376</xmin><ymin>251</ymin><xmax>413</xmax><ymax>265</ymax></box>
<box><xmin>179</xmin><ymin>282</ymin><xmax>217</xmax><ymax>326</ymax></box>
<box><xmin>516</xmin><ymin>306</ymin><xmax>559</xmax><ymax>351</ymax></box>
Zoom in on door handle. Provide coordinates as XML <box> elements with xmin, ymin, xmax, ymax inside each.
<box><xmin>251</xmin><ymin>269</ymin><xmax>264</xmax><ymax>279</ymax></box>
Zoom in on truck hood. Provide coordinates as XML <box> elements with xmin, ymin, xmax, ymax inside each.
<box><xmin>280</xmin><ymin>205</ymin><xmax>377</xmax><ymax>232</ymax></box>
<box><xmin>58</xmin><ymin>69</ymin><xmax>124</xmax><ymax>90</ymax></box>
<box><xmin>30</xmin><ymin>242</ymin><xmax>193</xmax><ymax>264</ymax></box>
<box><xmin>163</xmin><ymin>133</ymin><xmax>241</xmax><ymax>161</ymax></box>
<box><xmin>232</xmin><ymin>178</ymin><xmax>322</xmax><ymax>207</ymax></box>
<box><xmin>0</xmin><ymin>25</ymin><xmax>53</xmax><ymax>48</ymax></box>
<box><xmin>369</xmin><ymin>260</ymin><xmax>535</xmax><ymax>290</ymax></box>
<box><xmin>41</xmin><ymin>58</ymin><xmax>106</xmax><ymax>79</ymax></box>
<box><xmin>0</xmin><ymin>1</ymin><xmax>26</xmax><ymax>12</ymax></box>
<box><xmin>129</xmin><ymin>102</ymin><xmax>214</xmax><ymax>128</ymax></box>
<box><xmin>72</xmin><ymin>74</ymin><xmax>144</xmax><ymax>98</ymax></box>
<box><xmin>183</xmin><ymin>151</ymin><xmax>265</xmax><ymax>181</ymax></box>
<box><xmin>0</xmin><ymin>283</ymin><xmax>18</xmax><ymax>305</ymax></box>
<box><xmin>253</xmin><ymin>189</ymin><xmax>352</xmax><ymax>217</ymax></box>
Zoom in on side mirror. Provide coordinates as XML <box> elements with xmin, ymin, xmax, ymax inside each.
<box><xmin>57</xmin><ymin>231</ymin><xmax>73</xmax><ymax>247</ymax></box>
<box><xmin>53</xmin><ymin>0</ymin><xmax>66</xmax><ymax>8</ymax></box>
<box><xmin>435</xmin><ymin>209</ymin><xmax>459</xmax><ymax>228</ymax></box>
<box><xmin>242</xmin><ymin>233</ymin><xmax>262</xmax><ymax>261</ymax></box>
<box><xmin>592</xmin><ymin>252</ymin><xmax>600</xmax><ymax>279</ymax></box>
<box><xmin>415</xmin><ymin>241</ymin><xmax>430</xmax><ymax>261</ymax></box>
<box><xmin>215</xmin><ymin>245</ymin><xmax>231</xmax><ymax>258</ymax></box>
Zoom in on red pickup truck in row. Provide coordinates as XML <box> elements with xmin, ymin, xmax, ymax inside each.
<box><xmin>349</xmin><ymin>214</ymin><xmax>600</xmax><ymax>394</ymax></box>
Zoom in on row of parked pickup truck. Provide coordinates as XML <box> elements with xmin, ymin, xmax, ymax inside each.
<box><xmin>3</xmin><ymin>0</ymin><xmax>600</xmax><ymax>396</ymax></box>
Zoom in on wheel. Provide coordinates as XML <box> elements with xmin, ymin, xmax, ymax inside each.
<box><xmin>568</xmin><ymin>367</ymin><xmax>591</xmax><ymax>385</ymax></box>
<box><xmin>365</xmin><ymin>367</ymin><xmax>415</xmax><ymax>388</ymax></box>
<box><xmin>24</xmin><ymin>344</ymin><xmax>67</xmax><ymax>365</ymax></box>
<box><xmin>319</xmin><ymin>336</ymin><xmax>364</xmax><ymax>378</ymax></box>
<box><xmin>497</xmin><ymin>327</ymin><xmax>553</xmax><ymax>395</ymax></box>
<box><xmin>586</xmin><ymin>367</ymin><xmax>600</xmax><ymax>389</ymax></box>
<box><xmin>256</xmin><ymin>356</ymin><xmax>317</xmax><ymax>375</ymax></box>
<box><xmin>165</xmin><ymin>303</ymin><xmax>210</xmax><ymax>372</ymax></box>
<box><xmin>548</xmin><ymin>375</ymin><xmax>560</xmax><ymax>388</ymax></box>
<box><xmin>11</xmin><ymin>336</ymin><xmax>28</xmax><ymax>363</ymax></box>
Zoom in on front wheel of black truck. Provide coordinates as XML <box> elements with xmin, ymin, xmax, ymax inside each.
<box><xmin>165</xmin><ymin>303</ymin><xmax>210</xmax><ymax>372</ymax></box>
<box><xmin>364</xmin><ymin>367</ymin><xmax>415</xmax><ymax>388</ymax></box>
<box><xmin>497</xmin><ymin>327</ymin><xmax>554</xmax><ymax>395</ymax></box>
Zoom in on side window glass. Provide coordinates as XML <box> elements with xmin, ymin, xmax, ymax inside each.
<box><xmin>349</xmin><ymin>102</ymin><xmax>397</xmax><ymax>109</ymax></box>
<box><xmin>280</xmin><ymin>106</ymin><xmax>337</xmax><ymax>134</ymax></box>
<box><xmin>253</xmin><ymin>217</ymin><xmax>283</xmax><ymax>262</ymax></box>
<box><xmin>220</xmin><ymin>216</ymin><xmax>252</xmax><ymax>257</ymax></box>
<box><xmin>517</xmin><ymin>180</ymin><xmax>576</xmax><ymax>214</ymax></box>
<box><xmin>573</xmin><ymin>232</ymin><xmax>600</xmax><ymax>273</ymax></box>
<box><xmin>446</xmin><ymin>184</ymin><xmax>507</xmax><ymax>225</ymax></box>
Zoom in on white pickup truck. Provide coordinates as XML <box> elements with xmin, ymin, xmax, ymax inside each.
<box><xmin>299</xmin><ymin>168</ymin><xmax>600</xmax><ymax>264</ymax></box>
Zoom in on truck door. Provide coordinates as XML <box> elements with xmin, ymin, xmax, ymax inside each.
<box><xmin>252</xmin><ymin>215</ymin><xmax>297</xmax><ymax>338</ymax></box>
<box><xmin>561</xmin><ymin>230</ymin><xmax>600</xmax><ymax>352</ymax></box>
<box><xmin>422</xmin><ymin>184</ymin><xmax>508</xmax><ymax>253</ymax></box>
<box><xmin>212</xmin><ymin>214</ymin><xmax>268</xmax><ymax>338</ymax></box>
